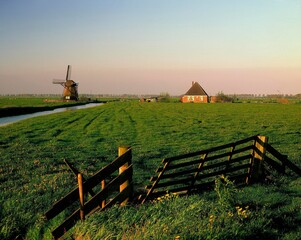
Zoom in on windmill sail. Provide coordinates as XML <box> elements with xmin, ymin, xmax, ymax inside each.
<box><xmin>66</xmin><ymin>65</ymin><xmax>72</xmax><ymax>80</ymax></box>
<box><xmin>53</xmin><ymin>79</ymin><xmax>66</xmax><ymax>84</ymax></box>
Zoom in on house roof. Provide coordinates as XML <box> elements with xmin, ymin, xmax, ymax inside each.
<box><xmin>184</xmin><ymin>82</ymin><xmax>208</xmax><ymax>96</ymax></box>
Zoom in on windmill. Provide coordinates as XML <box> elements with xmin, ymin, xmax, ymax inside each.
<box><xmin>53</xmin><ymin>65</ymin><xmax>79</xmax><ymax>101</ymax></box>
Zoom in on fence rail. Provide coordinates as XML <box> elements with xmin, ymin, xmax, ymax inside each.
<box><xmin>45</xmin><ymin>147</ymin><xmax>132</xmax><ymax>239</ymax></box>
<box><xmin>45</xmin><ymin>135</ymin><xmax>301</xmax><ymax>239</ymax></box>
<box><xmin>264</xmin><ymin>142</ymin><xmax>301</xmax><ymax>176</ymax></box>
<box><xmin>140</xmin><ymin>135</ymin><xmax>261</xmax><ymax>203</ymax></box>
<box><xmin>140</xmin><ymin>135</ymin><xmax>300</xmax><ymax>203</ymax></box>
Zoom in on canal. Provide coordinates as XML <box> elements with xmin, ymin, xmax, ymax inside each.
<box><xmin>0</xmin><ymin>103</ymin><xmax>103</xmax><ymax>127</ymax></box>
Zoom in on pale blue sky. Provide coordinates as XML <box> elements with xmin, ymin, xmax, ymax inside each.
<box><xmin>0</xmin><ymin>0</ymin><xmax>300</xmax><ymax>95</ymax></box>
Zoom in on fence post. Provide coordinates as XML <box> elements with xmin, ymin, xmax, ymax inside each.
<box><xmin>77</xmin><ymin>173</ymin><xmax>85</xmax><ymax>220</ymax></box>
<box><xmin>118</xmin><ymin>146</ymin><xmax>132</xmax><ymax>206</ymax></box>
<box><xmin>251</xmin><ymin>136</ymin><xmax>268</xmax><ymax>182</ymax></box>
<box><xmin>101</xmin><ymin>179</ymin><xmax>106</xmax><ymax>208</ymax></box>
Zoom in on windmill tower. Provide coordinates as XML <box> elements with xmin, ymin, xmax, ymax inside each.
<box><xmin>53</xmin><ymin>65</ymin><xmax>79</xmax><ymax>101</ymax></box>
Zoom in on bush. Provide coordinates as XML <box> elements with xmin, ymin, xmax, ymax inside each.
<box><xmin>215</xmin><ymin>92</ymin><xmax>234</xmax><ymax>103</ymax></box>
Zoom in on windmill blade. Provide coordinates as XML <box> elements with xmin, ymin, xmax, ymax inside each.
<box><xmin>53</xmin><ymin>79</ymin><xmax>66</xmax><ymax>84</ymax></box>
<box><xmin>66</xmin><ymin>65</ymin><xmax>72</xmax><ymax>80</ymax></box>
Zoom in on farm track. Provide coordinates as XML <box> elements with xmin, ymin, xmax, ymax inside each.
<box><xmin>82</xmin><ymin>114</ymin><xmax>102</xmax><ymax>130</ymax></box>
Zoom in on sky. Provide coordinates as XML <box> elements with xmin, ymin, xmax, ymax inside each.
<box><xmin>0</xmin><ymin>0</ymin><xmax>301</xmax><ymax>96</ymax></box>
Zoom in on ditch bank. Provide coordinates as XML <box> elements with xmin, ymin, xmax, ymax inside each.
<box><xmin>0</xmin><ymin>100</ymin><xmax>105</xmax><ymax>118</ymax></box>
<box><xmin>0</xmin><ymin>102</ymin><xmax>104</xmax><ymax>127</ymax></box>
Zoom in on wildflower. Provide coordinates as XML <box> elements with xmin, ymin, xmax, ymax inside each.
<box><xmin>175</xmin><ymin>236</ymin><xmax>180</xmax><ymax>239</ymax></box>
<box><xmin>236</xmin><ymin>205</ymin><xmax>249</xmax><ymax>219</ymax></box>
<box><xmin>227</xmin><ymin>211</ymin><xmax>234</xmax><ymax>217</ymax></box>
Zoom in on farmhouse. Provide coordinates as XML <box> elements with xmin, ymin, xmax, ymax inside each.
<box><xmin>181</xmin><ymin>81</ymin><xmax>209</xmax><ymax>103</ymax></box>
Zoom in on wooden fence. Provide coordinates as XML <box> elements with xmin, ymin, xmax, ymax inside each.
<box><xmin>45</xmin><ymin>135</ymin><xmax>300</xmax><ymax>238</ymax></box>
<box><xmin>263</xmin><ymin>140</ymin><xmax>301</xmax><ymax>177</ymax></box>
<box><xmin>139</xmin><ymin>135</ymin><xmax>301</xmax><ymax>203</ymax></box>
<box><xmin>45</xmin><ymin>146</ymin><xmax>133</xmax><ymax>239</ymax></box>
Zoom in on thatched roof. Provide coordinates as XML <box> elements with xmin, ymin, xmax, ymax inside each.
<box><xmin>184</xmin><ymin>82</ymin><xmax>208</xmax><ymax>96</ymax></box>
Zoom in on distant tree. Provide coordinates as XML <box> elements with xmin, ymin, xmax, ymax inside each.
<box><xmin>159</xmin><ymin>92</ymin><xmax>171</xmax><ymax>102</ymax></box>
<box><xmin>216</xmin><ymin>92</ymin><xmax>234</xmax><ymax>103</ymax></box>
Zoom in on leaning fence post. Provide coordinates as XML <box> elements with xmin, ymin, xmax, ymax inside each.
<box><xmin>77</xmin><ymin>173</ymin><xmax>85</xmax><ymax>220</ymax></box>
<box><xmin>118</xmin><ymin>146</ymin><xmax>131</xmax><ymax>206</ymax></box>
<box><xmin>251</xmin><ymin>136</ymin><xmax>268</xmax><ymax>182</ymax></box>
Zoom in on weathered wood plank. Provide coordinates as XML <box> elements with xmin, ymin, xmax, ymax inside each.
<box><xmin>232</xmin><ymin>145</ymin><xmax>253</xmax><ymax>155</ymax></box>
<box><xmin>266</xmin><ymin>143</ymin><xmax>301</xmax><ymax>176</ymax></box>
<box><xmin>101</xmin><ymin>183</ymin><xmax>133</xmax><ymax>211</ymax></box>
<box><xmin>78</xmin><ymin>173</ymin><xmax>85</xmax><ymax>221</ymax></box>
<box><xmin>264</xmin><ymin>156</ymin><xmax>284</xmax><ymax>173</ymax></box>
<box><xmin>154</xmin><ymin>162</ymin><xmax>250</xmax><ymax>191</ymax></box>
<box><xmin>83</xmin><ymin>148</ymin><xmax>132</xmax><ymax>191</ymax></box>
<box><xmin>45</xmin><ymin>187</ymin><xmax>79</xmax><ymax>220</ymax></box>
<box><xmin>282</xmin><ymin>159</ymin><xmax>301</xmax><ymax>176</ymax></box>
<box><xmin>146</xmin><ymin>173</ymin><xmax>248</xmax><ymax>202</ymax></box>
<box><xmin>64</xmin><ymin>159</ymin><xmax>96</xmax><ymax>197</ymax></box>
<box><xmin>163</xmin><ymin>159</ymin><xmax>203</xmax><ymax>171</ymax></box>
<box><xmin>118</xmin><ymin>146</ymin><xmax>132</xmax><ymax>206</ymax></box>
<box><xmin>188</xmin><ymin>153</ymin><xmax>208</xmax><ymax>193</ymax></box>
<box><xmin>251</xmin><ymin>136</ymin><xmax>268</xmax><ymax>182</ymax></box>
<box><xmin>152</xmin><ymin>167</ymin><xmax>197</xmax><ymax>181</ymax></box>
<box><xmin>52</xmin><ymin>208</ymin><xmax>80</xmax><ymax>239</ymax></box>
<box><xmin>266</xmin><ymin>143</ymin><xmax>285</xmax><ymax>160</ymax></box>
<box><xmin>197</xmin><ymin>163</ymin><xmax>250</xmax><ymax>180</ymax></box>
<box><xmin>155</xmin><ymin>176</ymin><xmax>193</xmax><ymax>189</ymax></box>
<box><xmin>45</xmin><ymin>148</ymin><xmax>132</xmax><ymax>220</ymax></box>
<box><xmin>206</xmin><ymin>151</ymin><xmax>232</xmax><ymax>161</ymax></box>
<box><xmin>202</xmin><ymin>154</ymin><xmax>251</xmax><ymax>171</ymax></box>
<box><xmin>84</xmin><ymin>165</ymin><xmax>133</xmax><ymax>214</ymax></box>
<box><xmin>141</xmin><ymin>161</ymin><xmax>171</xmax><ymax>204</ymax></box>
<box><xmin>163</xmin><ymin>135</ymin><xmax>257</xmax><ymax>163</ymax></box>
<box><xmin>151</xmin><ymin>154</ymin><xmax>251</xmax><ymax>182</ymax></box>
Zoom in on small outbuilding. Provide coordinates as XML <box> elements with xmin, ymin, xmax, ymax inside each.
<box><xmin>181</xmin><ymin>81</ymin><xmax>209</xmax><ymax>103</ymax></box>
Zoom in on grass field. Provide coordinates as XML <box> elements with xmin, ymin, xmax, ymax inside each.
<box><xmin>0</xmin><ymin>100</ymin><xmax>300</xmax><ymax>239</ymax></box>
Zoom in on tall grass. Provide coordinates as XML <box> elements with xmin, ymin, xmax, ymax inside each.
<box><xmin>0</xmin><ymin>101</ymin><xmax>300</xmax><ymax>239</ymax></box>
<box><xmin>70</xmin><ymin>176</ymin><xmax>300</xmax><ymax>240</ymax></box>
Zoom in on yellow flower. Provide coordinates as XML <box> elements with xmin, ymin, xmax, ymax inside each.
<box><xmin>228</xmin><ymin>211</ymin><xmax>234</xmax><ymax>217</ymax></box>
<box><xmin>236</xmin><ymin>206</ymin><xmax>249</xmax><ymax>218</ymax></box>
<box><xmin>175</xmin><ymin>236</ymin><xmax>180</xmax><ymax>239</ymax></box>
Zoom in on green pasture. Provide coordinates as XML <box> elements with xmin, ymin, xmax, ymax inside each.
<box><xmin>0</xmin><ymin>101</ymin><xmax>300</xmax><ymax>239</ymax></box>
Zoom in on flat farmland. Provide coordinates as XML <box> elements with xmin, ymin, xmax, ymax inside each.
<box><xmin>0</xmin><ymin>101</ymin><xmax>300</xmax><ymax>239</ymax></box>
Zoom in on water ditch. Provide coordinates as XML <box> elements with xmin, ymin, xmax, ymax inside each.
<box><xmin>0</xmin><ymin>103</ymin><xmax>103</xmax><ymax>127</ymax></box>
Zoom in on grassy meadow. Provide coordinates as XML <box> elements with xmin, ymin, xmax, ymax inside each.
<box><xmin>0</xmin><ymin>100</ymin><xmax>300</xmax><ymax>239</ymax></box>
